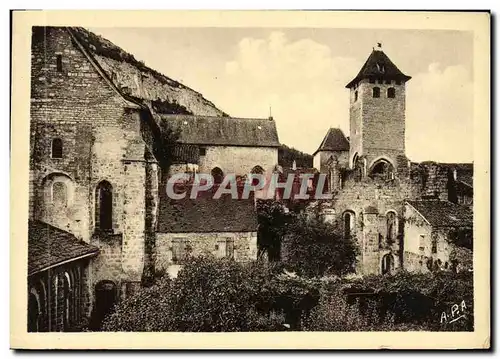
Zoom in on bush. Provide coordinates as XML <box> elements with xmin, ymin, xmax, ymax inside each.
<box><xmin>283</xmin><ymin>213</ymin><xmax>359</xmax><ymax>277</ymax></box>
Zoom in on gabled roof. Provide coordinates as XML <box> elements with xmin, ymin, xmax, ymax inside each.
<box><xmin>406</xmin><ymin>200</ymin><xmax>473</xmax><ymax>228</ymax></box>
<box><xmin>313</xmin><ymin>128</ymin><xmax>350</xmax><ymax>156</ymax></box>
<box><xmin>28</xmin><ymin>220</ymin><xmax>99</xmax><ymax>276</ymax></box>
<box><xmin>157</xmin><ymin>192</ymin><xmax>258</xmax><ymax>233</ymax></box>
<box><xmin>346</xmin><ymin>49</ymin><xmax>411</xmax><ymax>88</ymax></box>
<box><xmin>159</xmin><ymin>114</ymin><xmax>280</xmax><ymax>147</ymax></box>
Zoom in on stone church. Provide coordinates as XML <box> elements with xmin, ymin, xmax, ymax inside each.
<box><xmin>312</xmin><ymin>46</ymin><xmax>473</xmax><ymax>276</ymax></box>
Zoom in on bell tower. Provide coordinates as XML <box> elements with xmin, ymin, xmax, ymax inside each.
<box><xmin>346</xmin><ymin>44</ymin><xmax>411</xmax><ymax>176</ymax></box>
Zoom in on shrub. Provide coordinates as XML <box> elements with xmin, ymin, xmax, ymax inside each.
<box><xmin>283</xmin><ymin>213</ymin><xmax>359</xmax><ymax>277</ymax></box>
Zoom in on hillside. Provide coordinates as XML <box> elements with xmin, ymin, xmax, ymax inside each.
<box><xmin>278</xmin><ymin>144</ymin><xmax>313</xmax><ymax>168</ymax></box>
<box><xmin>69</xmin><ymin>27</ymin><xmax>227</xmax><ymax>117</ymax></box>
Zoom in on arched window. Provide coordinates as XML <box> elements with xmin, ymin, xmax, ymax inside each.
<box><xmin>211</xmin><ymin>167</ymin><xmax>224</xmax><ymax>184</ymax></box>
<box><xmin>51</xmin><ymin>138</ymin><xmax>63</xmax><ymax>158</ymax></box>
<box><xmin>251</xmin><ymin>165</ymin><xmax>264</xmax><ymax>175</ymax></box>
<box><xmin>386</xmin><ymin>211</ymin><xmax>397</xmax><ymax>245</ymax></box>
<box><xmin>387</xmin><ymin>87</ymin><xmax>396</xmax><ymax>98</ymax></box>
<box><xmin>373</xmin><ymin>87</ymin><xmax>380</xmax><ymax>98</ymax></box>
<box><xmin>250</xmin><ymin>165</ymin><xmax>264</xmax><ymax>186</ymax></box>
<box><xmin>95</xmin><ymin>181</ymin><xmax>113</xmax><ymax>231</ymax></box>
<box><xmin>352</xmin><ymin>154</ymin><xmax>362</xmax><ymax>182</ymax></box>
<box><xmin>343</xmin><ymin>211</ymin><xmax>355</xmax><ymax>239</ymax></box>
<box><xmin>52</xmin><ymin>181</ymin><xmax>67</xmax><ymax>206</ymax></box>
<box><xmin>381</xmin><ymin>254</ymin><xmax>394</xmax><ymax>275</ymax></box>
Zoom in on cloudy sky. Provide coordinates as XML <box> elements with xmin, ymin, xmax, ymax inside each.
<box><xmin>90</xmin><ymin>27</ymin><xmax>474</xmax><ymax>163</ymax></box>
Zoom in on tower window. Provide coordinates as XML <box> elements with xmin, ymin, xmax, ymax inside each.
<box><xmin>56</xmin><ymin>55</ymin><xmax>63</xmax><ymax>72</ymax></box>
<box><xmin>51</xmin><ymin>138</ymin><xmax>63</xmax><ymax>158</ymax></box>
<box><xmin>387</xmin><ymin>87</ymin><xmax>396</xmax><ymax>98</ymax></box>
<box><xmin>354</xmin><ymin>91</ymin><xmax>358</xmax><ymax>102</ymax></box>
<box><xmin>373</xmin><ymin>87</ymin><xmax>380</xmax><ymax>98</ymax></box>
<box><xmin>199</xmin><ymin>147</ymin><xmax>206</xmax><ymax>156</ymax></box>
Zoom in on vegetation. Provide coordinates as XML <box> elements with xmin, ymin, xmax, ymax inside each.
<box><xmin>102</xmin><ymin>257</ymin><xmax>319</xmax><ymax>331</ymax></box>
<box><xmin>307</xmin><ymin>270</ymin><xmax>473</xmax><ymax>331</ymax></box>
<box><xmin>102</xmin><ymin>257</ymin><xmax>473</xmax><ymax>332</ymax></box>
<box><xmin>282</xmin><ymin>213</ymin><xmax>359</xmax><ymax>277</ymax></box>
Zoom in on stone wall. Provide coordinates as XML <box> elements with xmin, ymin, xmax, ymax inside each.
<box><xmin>155</xmin><ymin>231</ymin><xmax>258</xmax><ymax>277</ymax></box>
<box><xmin>330</xmin><ymin>173</ymin><xmax>413</xmax><ymax>274</ymax></box>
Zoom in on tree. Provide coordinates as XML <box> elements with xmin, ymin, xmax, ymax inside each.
<box><xmin>282</xmin><ymin>213</ymin><xmax>359</xmax><ymax>277</ymax></box>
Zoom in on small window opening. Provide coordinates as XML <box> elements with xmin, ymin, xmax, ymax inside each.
<box><xmin>56</xmin><ymin>55</ymin><xmax>63</xmax><ymax>72</ymax></box>
<box><xmin>199</xmin><ymin>147</ymin><xmax>206</xmax><ymax>156</ymax></box>
<box><xmin>373</xmin><ymin>87</ymin><xmax>380</xmax><ymax>98</ymax></box>
<box><xmin>354</xmin><ymin>91</ymin><xmax>358</xmax><ymax>102</ymax></box>
<box><xmin>387</xmin><ymin>87</ymin><xmax>396</xmax><ymax>98</ymax></box>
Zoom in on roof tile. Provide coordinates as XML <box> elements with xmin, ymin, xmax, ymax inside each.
<box><xmin>28</xmin><ymin>220</ymin><xmax>99</xmax><ymax>276</ymax></box>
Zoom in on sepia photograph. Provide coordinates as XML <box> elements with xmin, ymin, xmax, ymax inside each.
<box><xmin>10</xmin><ymin>10</ymin><xmax>490</xmax><ymax>349</ymax></box>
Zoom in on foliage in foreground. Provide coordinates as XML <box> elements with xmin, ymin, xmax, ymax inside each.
<box><xmin>306</xmin><ymin>270</ymin><xmax>474</xmax><ymax>332</ymax></box>
<box><xmin>102</xmin><ymin>257</ymin><xmax>319</xmax><ymax>332</ymax></box>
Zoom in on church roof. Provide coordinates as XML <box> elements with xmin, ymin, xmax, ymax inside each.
<box><xmin>159</xmin><ymin>114</ymin><xmax>280</xmax><ymax>147</ymax></box>
<box><xmin>346</xmin><ymin>48</ymin><xmax>411</xmax><ymax>88</ymax></box>
<box><xmin>406</xmin><ymin>200</ymin><xmax>473</xmax><ymax>228</ymax></box>
<box><xmin>313</xmin><ymin>128</ymin><xmax>350</xmax><ymax>156</ymax></box>
<box><xmin>157</xmin><ymin>192</ymin><xmax>259</xmax><ymax>233</ymax></box>
<box><xmin>28</xmin><ymin>220</ymin><xmax>99</xmax><ymax>276</ymax></box>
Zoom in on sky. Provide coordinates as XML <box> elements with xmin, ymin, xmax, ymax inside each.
<box><xmin>90</xmin><ymin>27</ymin><xmax>474</xmax><ymax>163</ymax></box>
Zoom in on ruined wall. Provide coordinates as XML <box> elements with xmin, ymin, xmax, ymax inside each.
<box><xmin>330</xmin><ymin>173</ymin><xmax>413</xmax><ymax>274</ymax></box>
<box><xmin>155</xmin><ymin>232</ymin><xmax>258</xmax><ymax>278</ymax></box>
